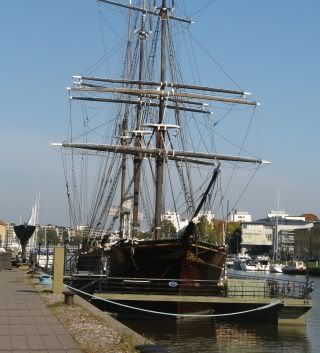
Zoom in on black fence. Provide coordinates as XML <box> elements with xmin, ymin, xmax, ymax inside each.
<box><xmin>227</xmin><ymin>273</ymin><xmax>310</xmax><ymax>299</ymax></box>
<box><xmin>94</xmin><ymin>277</ymin><xmax>223</xmax><ymax>296</ymax></box>
<box><xmin>37</xmin><ymin>248</ymin><xmax>312</xmax><ymax>300</ymax></box>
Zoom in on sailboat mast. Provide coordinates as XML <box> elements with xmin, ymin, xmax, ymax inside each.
<box><xmin>132</xmin><ymin>0</ymin><xmax>147</xmax><ymax>238</ymax></box>
<box><xmin>119</xmin><ymin>8</ymin><xmax>132</xmax><ymax>239</ymax></box>
<box><xmin>154</xmin><ymin>0</ymin><xmax>168</xmax><ymax>240</ymax></box>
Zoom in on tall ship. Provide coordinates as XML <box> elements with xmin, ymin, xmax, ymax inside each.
<box><xmin>53</xmin><ymin>1</ymin><xmax>269</xmax><ymax>293</ymax></box>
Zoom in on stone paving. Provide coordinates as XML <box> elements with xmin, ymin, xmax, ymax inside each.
<box><xmin>0</xmin><ymin>269</ymin><xmax>81</xmax><ymax>353</ymax></box>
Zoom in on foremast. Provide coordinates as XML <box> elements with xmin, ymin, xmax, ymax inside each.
<box><xmin>119</xmin><ymin>6</ymin><xmax>132</xmax><ymax>239</ymax></box>
<box><xmin>132</xmin><ymin>0</ymin><xmax>147</xmax><ymax>239</ymax></box>
<box><xmin>154</xmin><ymin>0</ymin><xmax>168</xmax><ymax>240</ymax></box>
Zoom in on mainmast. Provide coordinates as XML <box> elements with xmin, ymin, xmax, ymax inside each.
<box><xmin>132</xmin><ymin>0</ymin><xmax>147</xmax><ymax>238</ymax></box>
<box><xmin>154</xmin><ymin>0</ymin><xmax>168</xmax><ymax>240</ymax></box>
<box><xmin>119</xmin><ymin>6</ymin><xmax>132</xmax><ymax>238</ymax></box>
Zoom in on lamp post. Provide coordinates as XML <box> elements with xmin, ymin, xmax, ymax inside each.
<box><xmin>63</xmin><ymin>238</ymin><xmax>69</xmax><ymax>275</ymax></box>
<box><xmin>38</xmin><ymin>242</ymin><xmax>42</xmax><ymax>265</ymax></box>
<box><xmin>46</xmin><ymin>240</ymin><xmax>51</xmax><ymax>272</ymax></box>
<box><xmin>305</xmin><ymin>248</ymin><xmax>309</xmax><ymax>287</ymax></box>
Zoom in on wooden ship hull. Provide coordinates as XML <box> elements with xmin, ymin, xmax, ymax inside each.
<box><xmin>77</xmin><ymin>238</ymin><xmax>226</xmax><ymax>295</ymax></box>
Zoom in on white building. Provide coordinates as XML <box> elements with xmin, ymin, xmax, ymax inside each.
<box><xmin>241</xmin><ymin>218</ymin><xmax>312</xmax><ymax>256</ymax></box>
<box><xmin>242</xmin><ymin>222</ymin><xmax>273</xmax><ymax>249</ymax></box>
<box><xmin>267</xmin><ymin>210</ymin><xmax>305</xmax><ymax>221</ymax></box>
<box><xmin>268</xmin><ymin>210</ymin><xmax>289</xmax><ymax>219</ymax></box>
<box><xmin>194</xmin><ymin>211</ymin><xmax>215</xmax><ymax>223</ymax></box>
<box><xmin>76</xmin><ymin>225</ymin><xmax>104</xmax><ymax>238</ymax></box>
<box><xmin>162</xmin><ymin>211</ymin><xmax>188</xmax><ymax>231</ymax></box>
<box><xmin>6</xmin><ymin>223</ymin><xmax>19</xmax><ymax>250</ymax></box>
<box><xmin>229</xmin><ymin>210</ymin><xmax>252</xmax><ymax>223</ymax></box>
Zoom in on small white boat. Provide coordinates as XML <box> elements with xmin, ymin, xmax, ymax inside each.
<box><xmin>240</xmin><ymin>260</ymin><xmax>256</xmax><ymax>271</ymax></box>
<box><xmin>233</xmin><ymin>253</ymin><xmax>251</xmax><ymax>270</ymax></box>
<box><xmin>225</xmin><ymin>255</ymin><xmax>236</xmax><ymax>268</ymax></box>
<box><xmin>240</xmin><ymin>259</ymin><xmax>270</xmax><ymax>271</ymax></box>
<box><xmin>269</xmin><ymin>263</ymin><xmax>283</xmax><ymax>273</ymax></box>
<box><xmin>256</xmin><ymin>259</ymin><xmax>270</xmax><ymax>271</ymax></box>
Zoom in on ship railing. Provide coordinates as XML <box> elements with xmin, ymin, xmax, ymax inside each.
<box><xmin>90</xmin><ymin>276</ymin><xmax>309</xmax><ymax>299</ymax></box>
<box><xmin>226</xmin><ymin>276</ymin><xmax>309</xmax><ymax>299</ymax></box>
<box><xmin>100</xmin><ymin>277</ymin><xmax>223</xmax><ymax>296</ymax></box>
<box><xmin>64</xmin><ymin>252</ymin><xmax>79</xmax><ymax>276</ymax></box>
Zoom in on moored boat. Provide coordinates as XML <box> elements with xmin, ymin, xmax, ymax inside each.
<box><xmin>240</xmin><ymin>259</ymin><xmax>270</xmax><ymax>272</ymax></box>
<box><xmin>282</xmin><ymin>261</ymin><xmax>306</xmax><ymax>275</ymax></box>
<box><xmin>233</xmin><ymin>253</ymin><xmax>251</xmax><ymax>270</ymax></box>
<box><xmin>53</xmin><ymin>0</ymin><xmax>270</xmax><ymax>305</ymax></box>
<box><xmin>225</xmin><ymin>255</ymin><xmax>236</xmax><ymax>268</ymax></box>
<box><xmin>269</xmin><ymin>263</ymin><xmax>283</xmax><ymax>273</ymax></box>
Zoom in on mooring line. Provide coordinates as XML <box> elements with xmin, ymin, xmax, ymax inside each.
<box><xmin>66</xmin><ymin>284</ymin><xmax>283</xmax><ymax>318</ymax></box>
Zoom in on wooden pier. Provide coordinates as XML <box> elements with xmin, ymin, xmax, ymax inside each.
<box><xmin>65</xmin><ymin>272</ymin><xmax>313</xmax><ymax>325</ymax></box>
<box><xmin>92</xmin><ymin>292</ymin><xmax>312</xmax><ymax>325</ymax></box>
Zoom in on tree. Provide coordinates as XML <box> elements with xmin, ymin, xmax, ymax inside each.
<box><xmin>68</xmin><ymin>234</ymin><xmax>83</xmax><ymax>246</ymax></box>
<box><xmin>225</xmin><ymin>222</ymin><xmax>242</xmax><ymax>253</ymax></box>
<box><xmin>37</xmin><ymin>228</ymin><xmax>60</xmax><ymax>245</ymax></box>
<box><xmin>197</xmin><ymin>216</ymin><xmax>210</xmax><ymax>240</ymax></box>
<box><xmin>208</xmin><ymin>219</ymin><xmax>225</xmax><ymax>244</ymax></box>
<box><xmin>196</xmin><ymin>217</ymin><xmax>224</xmax><ymax>244</ymax></box>
<box><xmin>160</xmin><ymin>220</ymin><xmax>177</xmax><ymax>238</ymax></box>
<box><xmin>62</xmin><ymin>229</ymin><xmax>69</xmax><ymax>243</ymax></box>
<box><xmin>139</xmin><ymin>231</ymin><xmax>153</xmax><ymax>240</ymax></box>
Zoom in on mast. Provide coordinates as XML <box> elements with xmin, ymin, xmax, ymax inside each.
<box><xmin>119</xmin><ymin>6</ymin><xmax>132</xmax><ymax>238</ymax></box>
<box><xmin>154</xmin><ymin>0</ymin><xmax>168</xmax><ymax>240</ymax></box>
<box><xmin>273</xmin><ymin>190</ymin><xmax>280</xmax><ymax>261</ymax></box>
<box><xmin>132</xmin><ymin>0</ymin><xmax>147</xmax><ymax>238</ymax></box>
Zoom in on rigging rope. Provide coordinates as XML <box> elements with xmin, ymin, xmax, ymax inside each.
<box><xmin>187</xmin><ymin>31</ymin><xmax>243</xmax><ymax>91</ymax></box>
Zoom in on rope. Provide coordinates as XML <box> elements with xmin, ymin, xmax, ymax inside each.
<box><xmin>65</xmin><ymin>284</ymin><xmax>282</xmax><ymax>318</ymax></box>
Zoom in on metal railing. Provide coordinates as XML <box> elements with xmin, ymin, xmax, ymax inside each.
<box><xmin>64</xmin><ymin>252</ymin><xmax>79</xmax><ymax>276</ymax></box>
<box><xmin>57</xmin><ymin>250</ymin><xmax>312</xmax><ymax>300</ymax></box>
<box><xmin>95</xmin><ymin>277</ymin><xmax>223</xmax><ymax>296</ymax></box>
<box><xmin>227</xmin><ymin>273</ymin><xmax>309</xmax><ymax>299</ymax></box>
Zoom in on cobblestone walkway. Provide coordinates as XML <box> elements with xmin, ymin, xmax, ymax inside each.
<box><xmin>0</xmin><ymin>269</ymin><xmax>81</xmax><ymax>353</ymax></box>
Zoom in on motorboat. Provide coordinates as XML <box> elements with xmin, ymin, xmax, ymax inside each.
<box><xmin>269</xmin><ymin>263</ymin><xmax>284</xmax><ymax>273</ymax></box>
<box><xmin>282</xmin><ymin>261</ymin><xmax>306</xmax><ymax>275</ymax></box>
<box><xmin>233</xmin><ymin>253</ymin><xmax>251</xmax><ymax>270</ymax></box>
<box><xmin>240</xmin><ymin>259</ymin><xmax>270</xmax><ymax>271</ymax></box>
<box><xmin>225</xmin><ymin>255</ymin><xmax>236</xmax><ymax>268</ymax></box>
<box><xmin>240</xmin><ymin>259</ymin><xmax>257</xmax><ymax>271</ymax></box>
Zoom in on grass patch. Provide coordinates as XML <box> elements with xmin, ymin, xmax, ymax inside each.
<box><xmin>119</xmin><ymin>333</ymin><xmax>138</xmax><ymax>353</ymax></box>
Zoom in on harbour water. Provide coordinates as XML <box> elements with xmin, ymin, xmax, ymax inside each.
<box><xmin>119</xmin><ymin>271</ymin><xmax>320</xmax><ymax>353</ymax></box>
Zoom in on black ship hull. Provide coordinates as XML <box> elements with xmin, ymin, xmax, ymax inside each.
<box><xmin>77</xmin><ymin>238</ymin><xmax>226</xmax><ymax>292</ymax></box>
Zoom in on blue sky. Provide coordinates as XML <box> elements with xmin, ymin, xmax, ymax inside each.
<box><xmin>0</xmin><ymin>0</ymin><xmax>319</xmax><ymax>225</ymax></box>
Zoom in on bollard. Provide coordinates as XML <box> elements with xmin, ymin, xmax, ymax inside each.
<box><xmin>63</xmin><ymin>290</ymin><xmax>75</xmax><ymax>305</ymax></box>
<box><xmin>52</xmin><ymin>246</ymin><xmax>64</xmax><ymax>294</ymax></box>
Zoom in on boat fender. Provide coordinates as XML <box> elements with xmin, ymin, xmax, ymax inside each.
<box><xmin>168</xmin><ymin>281</ymin><xmax>178</xmax><ymax>288</ymax></box>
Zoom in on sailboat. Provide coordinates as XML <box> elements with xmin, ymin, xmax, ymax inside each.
<box><xmin>52</xmin><ymin>1</ymin><xmax>270</xmax><ymax>294</ymax></box>
<box><xmin>13</xmin><ymin>195</ymin><xmax>39</xmax><ymax>262</ymax></box>
<box><xmin>269</xmin><ymin>195</ymin><xmax>284</xmax><ymax>273</ymax></box>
